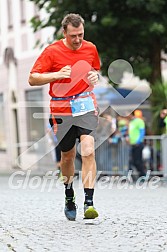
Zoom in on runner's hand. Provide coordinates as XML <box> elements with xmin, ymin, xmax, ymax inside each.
<box><xmin>58</xmin><ymin>65</ymin><xmax>71</xmax><ymax>79</ymax></box>
<box><xmin>88</xmin><ymin>71</ymin><xmax>99</xmax><ymax>85</ymax></box>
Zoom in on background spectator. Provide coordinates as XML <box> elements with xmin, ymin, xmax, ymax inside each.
<box><xmin>126</xmin><ymin>111</ymin><xmax>146</xmax><ymax>178</ymax></box>
<box><xmin>160</xmin><ymin>109</ymin><xmax>167</xmax><ymax>134</ymax></box>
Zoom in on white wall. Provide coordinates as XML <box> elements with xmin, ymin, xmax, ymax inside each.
<box><xmin>0</xmin><ymin>0</ymin><xmax>55</xmax><ymax>173</ymax></box>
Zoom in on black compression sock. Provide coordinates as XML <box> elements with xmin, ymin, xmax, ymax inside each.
<box><xmin>84</xmin><ymin>188</ymin><xmax>94</xmax><ymax>205</ymax></box>
<box><xmin>64</xmin><ymin>182</ymin><xmax>74</xmax><ymax>198</ymax></box>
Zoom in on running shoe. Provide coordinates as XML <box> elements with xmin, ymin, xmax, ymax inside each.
<box><xmin>84</xmin><ymin>202</ymin><xmax>99</xmax><ymax>219</ymax></box>
<box><xmin>64</xmin><ymin>197</ymin><xmax>77</xmax><ymax>221</ymax></box>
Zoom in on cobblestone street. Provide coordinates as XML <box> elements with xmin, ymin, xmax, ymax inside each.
<box><xmin>0</xmin><ymin>173</ymin><xmax>167</xmax><ymax>252</ymax></box>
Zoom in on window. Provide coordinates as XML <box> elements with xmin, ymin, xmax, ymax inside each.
<box><xmin>7</xmin><ymin>0</ymin><xmax>13</xmax><ymax>29</ymax></box>
<box><xmin>0</xmin><ymin>94</ymin><xmax>7</xmax><ymax>151</ymax></box>
<box><xmin>33</xmin><ymin>4</ymin><xmax>40</xmax><ymax>21</ymax></box>
<box><xmin>25</xmin><ymin>89</ymin><xmax>45</xmax><ymax>143</ymax></box>
<box><xmin>20</xmin><ymin>0</ymin><xmax>26</xmax><ymax>24</ymax></box>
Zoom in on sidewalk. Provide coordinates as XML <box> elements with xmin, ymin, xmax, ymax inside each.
<box><xmin>0</xmin><ymin>174</ymin><xmax>167</xmax><ymax>252</ymax></box>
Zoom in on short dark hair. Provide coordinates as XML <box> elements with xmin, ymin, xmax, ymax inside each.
<box><xmin>61</xmin><ymin>13</ymin><xmax>84</xmax><ymax>31</ymax></box>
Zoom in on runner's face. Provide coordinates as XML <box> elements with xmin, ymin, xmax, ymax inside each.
<box><xmin>64</xmin><ymin>23</ymin><xmax>84</xmax><ymax>50</ymax></box>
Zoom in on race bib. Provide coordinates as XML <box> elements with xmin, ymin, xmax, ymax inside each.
<box><xmin>70</xmin><ymin>96</ymin><xmax>95</xmax><ymax>117</ymax></box>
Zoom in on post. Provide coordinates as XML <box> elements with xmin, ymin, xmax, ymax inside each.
<box><xmin>161</xmin><ymin>134</ymin><xmax>167</xmax><ymax>180</ymax></box>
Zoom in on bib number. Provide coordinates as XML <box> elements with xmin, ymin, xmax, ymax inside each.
<box><xmin>70</xmin><ymin>96</ymin><xmax>95</xmax><ymax>117</ymax></box>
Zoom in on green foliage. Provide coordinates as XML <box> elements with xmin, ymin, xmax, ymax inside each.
<box><xmin>29</xmin><ymin>0</ymin><xmax>167</xmax><ymax>84</ymax></box>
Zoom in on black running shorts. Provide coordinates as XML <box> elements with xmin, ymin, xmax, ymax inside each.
<box><xmin>49</xmin><ymin>111</ymin><xmax>98</xmax><ymax>152</ymax></box>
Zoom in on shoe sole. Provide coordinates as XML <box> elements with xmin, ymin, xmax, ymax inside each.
<box><xmin>66</xmin><ymin>217</ymin><xmax>76</xmax><ymax>221</ymax></box>
<box><xmin>64</xmin><ymin>214</ymin><xmax>76</xmax><ymax>221</ymax></box>
<box><xmin>84</xmin><ymin>206</ymin><xmax>99</xmax><ymax>219</ymax></box>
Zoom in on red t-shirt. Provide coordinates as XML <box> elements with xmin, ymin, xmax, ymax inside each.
<box><xmin>30</xmin><ymin>39</ymin><xmax>100</xmax><ymax>115</ymax></box>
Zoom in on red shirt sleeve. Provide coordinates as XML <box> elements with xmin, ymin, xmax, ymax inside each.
<box><xmin>92</xmin><ymin>45</ymin><xmax>100</xmax><ymax>71</ymax></box>
<box><xmin>30</xmin><ymin>47</ymin><xmax>53</xmax><ymax>73</ymax></box>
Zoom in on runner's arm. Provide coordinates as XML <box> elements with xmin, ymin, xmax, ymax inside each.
<box><xmin>28</xmin><ymin>65</ymin><xmax>71</xmax><ymax>86</ymax></box>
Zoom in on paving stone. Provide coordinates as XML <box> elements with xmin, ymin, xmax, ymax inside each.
<box><xmin>0</xmin><ymin>175</ymin><xmax>167</xmax><ymax>252</ymax></box>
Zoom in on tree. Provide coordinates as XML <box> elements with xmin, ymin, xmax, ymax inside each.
<box><xmin>30</xmin><ymin>0</ymin><xmax>167</xmax><ymax>85</ymax></box>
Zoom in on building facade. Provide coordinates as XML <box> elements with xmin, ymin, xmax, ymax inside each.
<box><xmin>0</xmin><ymin>0</ymin><xmax>55</xmax><ymax>173</ymax></box>
<box><xmin>1</xmin><ymin>1</ymin><xmax>166</xmax><ymax>175</ymax></box>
